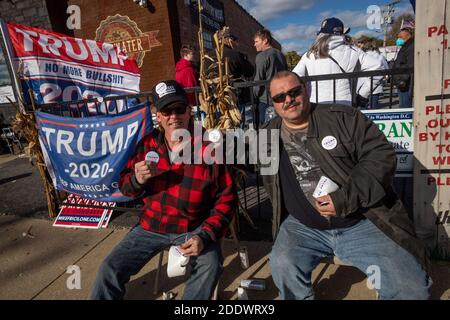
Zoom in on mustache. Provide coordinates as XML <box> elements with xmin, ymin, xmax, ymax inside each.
<box><xmin>282</xmin><ymin>101</ymin><xmax>301</xmax><ymax>111</ymax></box>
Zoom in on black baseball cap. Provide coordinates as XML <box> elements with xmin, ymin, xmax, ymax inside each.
<box><xmin>317</xmin><ymin>17</ymin><xmax>350</xmax><ymax>35</ymax></box>
<box><xmin>151</xmin><ymin>80</ymin><xmax>188</xmax><ymax>112</ymax></box>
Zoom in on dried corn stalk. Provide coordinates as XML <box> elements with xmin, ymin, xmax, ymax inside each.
<box><xmin>8</xmin><ymin>95</ymin><xmax>58</xmax><ymax>218</ymax></box>
<box><xmin>197</xmin><ymin>6</ymin><xmax>241</xmax><ymax>129</ymax></box>
<box><xmin>196</xmin><ymin>7</ymin><xmax>255</xmax><ymax>231</ymax></box>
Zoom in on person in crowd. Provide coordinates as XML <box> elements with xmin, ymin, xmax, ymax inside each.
<box><xmin>209</xmin><ymin>27</ymin><xmax>255</xmax><ymax>126</ymax></box>
<box><xmin>392</xmin><ymin>27</ymin><xmax>414</xmax><ymax>108</ymax></box>
<box><xmin>222</xmin><ymin>29</ymin><xmax>254</xmax><ymax>113</ymax></box>
<box><xmin>90</xmin><ymin>80</ymin><xmax>236</xmax><ymax>300</ymax></box>
<box><xmin>293</xmin><ymin>17</ymin><xmax>384</xmax><ymax>107</ymax></box>
<box><xmin>357</xmin><ymin>40</ymin><xmax>389</xmax><ymax>109</ymax></box>
<box><xmin>253</xmin><ymin>29</ymin><xmax>288</xmax><ymax>124</ymax></box>
<box><xmin>260</xmin><ymin>70</ymin><xmax>432</xmax><ymax>300</ymax></box>
<box><xmin>219</xmin><ymin>28</ymin><xmax>254</xmax><ymax>85</ymax></box>
<box><xmin>176</xmin><ymin>44</ymin><xmax>199</xmax><ymax>106</ymax></box>
<box><xmin>356</xmin><ymin>39</ymin><xmax>365</xmax><ymax>49</ymax></box>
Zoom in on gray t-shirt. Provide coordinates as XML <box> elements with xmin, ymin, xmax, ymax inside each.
<box><xmin>279</xmin><ymin>122</ymin><xmax>365</xmax><ymax>230</ymax></box>
<box><xmin>280</xmin><ymin>123</ymin><xmax>324</xmax><ymax>208</ymax></box>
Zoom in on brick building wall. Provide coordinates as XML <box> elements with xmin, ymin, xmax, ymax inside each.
<box><xmin>0</xmin><ymin>0</ymin><xmax>52</xmax><ymax>30</ymax></box>
<box><xmin>46</xmin><ymin>0</ymin><xmax>75</xmax><ymax>36</ymax></box>
<box><xmin>174</xmin><ymin>0</ymin><xmax>281</xmax><ymax>64</ymax></box>
<box><xmin>0</xmin><ymin>0</ymin><xmax>53</xmax><ymax>123</ymax></box>
<box><xmin>222</xmin><ymin>0</ymin><xmax>268</xmax><ymax>62</ymax></box>
<box><xmin>68</xmin><ymin>0</ymin><xmax>177</xmax><ymax>92</ymax></box>
<box><xmin>1</xmin><ymin>0</ymin><xmax>282</xmax><ymax>93</ymax></box>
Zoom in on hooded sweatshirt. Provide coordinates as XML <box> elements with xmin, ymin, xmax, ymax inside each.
<box><xmin>175</xmin><ymin>58</ymin><xmax>198</xmax><ymax>105</ymax></box>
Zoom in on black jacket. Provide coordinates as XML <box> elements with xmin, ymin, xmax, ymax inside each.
<box><xmin>222</xmin><ymin>45</ymin><xmax>254</xmax><ymax>80</ymax></box>
<box><xmin>393</xmin><ymin>38</ymin><xmax>414</xmax><ymax>91</ymax></box>
<box><xmin>259</xmin><ymin>104</ymin><xmax>429</xmax><ymax>272</ymax></box>
<box><xmin>224</xmin><ymin>46</ymin><xmax>255</xmax><ymax>104</ymax></box>
<box><xmin>206</xmin><ymin>46</ymin><xmax>254</xmax><ymax>104</ymax></box>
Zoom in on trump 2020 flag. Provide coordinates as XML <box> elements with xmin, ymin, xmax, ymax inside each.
<box><xmin>6</xmin><ymin>21</ymin><xmax>140</xmax><ymax>113</ymax></box>
<box><xmin>35</xmin><ymin>102</ymin><xmax>152</xmax><ymax>202</ymax></box>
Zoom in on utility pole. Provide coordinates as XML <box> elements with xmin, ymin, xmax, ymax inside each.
<box><xmin>382</xmin><ymin>0</ymin><xmax>401</xmax><ymax>47</ymax></box>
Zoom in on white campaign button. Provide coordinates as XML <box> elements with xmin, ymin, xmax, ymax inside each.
<box><xmin>155</xmin><ymin>83</ymin><xmax>167</xmax><ymax>96</ymax></box>
<box><xmin>208</xmin><ymin>129</ymin><xmax>222</xmax><ymax>143</ymax></box>
<box><xmin>321</xmin><ymin>136</ymin><xmax>337</xmax><ymax>150</ymax></box>
<box><xmin>155</xmin><ymin>82</ymin><xmax>175</xmax><ymax>98</ymax></box>
<box><xmin>145</xmin><ymin>151</ymin><xmax>160</xmax><ymax>164</ymax></box>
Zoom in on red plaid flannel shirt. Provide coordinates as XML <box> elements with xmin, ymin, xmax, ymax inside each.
<box><xmin>119</xmin><ymin>128</ymin><xmax>236</xmax><ymax>244</ymax></box>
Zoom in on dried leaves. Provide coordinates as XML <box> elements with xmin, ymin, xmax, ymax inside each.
<box><xmin>11</xmin><ymin>111</ymin><xmax>39</xmax><ymax>163</ymax></box>
<box><xmin>198</xmin><ymin>26</ymin><xmax>241</xmax><ymax>130</ymax></box>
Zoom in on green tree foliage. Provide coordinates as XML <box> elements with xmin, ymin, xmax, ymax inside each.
<box><xmin>285</xmin><ymin>51</ymin><xmax>301</xmax><ymax>71</ymax></box>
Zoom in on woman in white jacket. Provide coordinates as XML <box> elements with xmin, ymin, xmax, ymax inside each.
<box><xmin>356</xmin><ymin>40</ymin><xmax>389</xmax><ymax>109</ymax></box>
<box><xmin>293</xmin><ymin>17</ymin><xmax>385</xmax><ymax>106</ymax></box>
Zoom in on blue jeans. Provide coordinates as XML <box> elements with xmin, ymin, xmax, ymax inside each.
<box><xmin>90</xmin><ymin>224</ymin><xmax>223</xmax><ymax>300</ymax></box>
<box><xmin>269</xmin><ymin>215</ymin><xmax>432</xmax><ymax>300</ymax></box>
<box><xmin>238</xmin><ymin>103</ymin><xmax>252</xmax><ymax>129</ymax></box>
<box><xmin>398</xmin><ymin>84</ymin><xmax>412</xmax><ymax>108</ymax></box>
<box><xmin>258</xmin><ymin>102</ymin><xmax>268</xmax><ymax>125</ymax></box>
<box><xmin>368</xmin><ymin>94</ymin><xmax>381</xmax><ymax>109</ymax></box>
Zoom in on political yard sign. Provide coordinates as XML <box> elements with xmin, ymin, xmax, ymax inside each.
<box><xmin>363</xmin><ymin>108</ymin><xmax>414</xmax><ymax>177</ymax></box>
<box><xmin>3</xmin><ymin>21</ymin><xmax>140</xmax><ymax>113</ymax></box>
<box><xmin>53</xmin><ymin>194</ymin><xmax>116</xmax><ymax>229</ymax></box>
<box><xmin>36</xmin><ymin>103</ymin><xmax>152</xmax><ymax>202</ymax></box>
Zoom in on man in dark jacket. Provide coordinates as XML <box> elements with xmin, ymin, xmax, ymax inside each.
<box><xmin>221</xmin><ymin>31</ymin><xmax>254</xmax><ymax>105</ymax></box>
<box><xmin>393</xmin><ymin>28</ymin><xmax>414</xmax><ymax>108</ymax></box>
<box><xmin>261</xmin><ymin>71</ymin><xmax>431</xmax><ymax>299</ymax></box>
<box><xmin>253</xmin><ymin>29</ymin><xmax>288</xmax><ymax>125</ymax></box>
<box><xmin>204</xmin><ymin>28</ymin><xmax>254</xmax><ymax>127</ymax></box>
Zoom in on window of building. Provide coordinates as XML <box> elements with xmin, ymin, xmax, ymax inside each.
<box><xmin>202</xmin><ymin>31</ymin><xmax>213</xmax><ymax>50</ymax></box>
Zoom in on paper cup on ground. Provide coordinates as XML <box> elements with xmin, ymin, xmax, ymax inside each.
<box><xmin>239</xmin><ymin>246</ymin><xmax>249</xmax><ymax>269</ymax></box>
<box><xmin>237</xmin><ymin>287</ymin><xmax>249</xmax><ymax>300</ymax></box>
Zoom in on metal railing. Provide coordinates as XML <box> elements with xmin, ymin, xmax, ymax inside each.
<box><xmin>35</xmin><ymin>67</ymin><xmax>414</xmax><ymax>223</ymax></box>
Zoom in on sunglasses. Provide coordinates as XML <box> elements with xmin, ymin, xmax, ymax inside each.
<box><xmin>271</xmin><ymin>85</ymin><xmax>304</xmax><ymax>103</ymax></box>
<box><xmin>160</xmin><ymin>104</ymin><xmax>188</xmax><ymax>116</ymax></box>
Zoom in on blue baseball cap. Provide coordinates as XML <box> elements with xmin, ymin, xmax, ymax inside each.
<box><xmin>317</xmin><ymin>17</ymin><xmax>350</xmax><ymax>35</ymax></box>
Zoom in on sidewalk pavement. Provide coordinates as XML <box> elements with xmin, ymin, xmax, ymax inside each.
<box><xmin>1</xmin><ymin>153</ymin><xmax>449</xmax><ymax>300</ymax></box>
<box><xmin>0</xmin><ymin>154</ymin><xmax>19</xmax><ymax>166</ymax></box>
<box><xmin>1</xmin><ymin>215</ymin><xmax>449</xmax><ymax>300</ymax></box>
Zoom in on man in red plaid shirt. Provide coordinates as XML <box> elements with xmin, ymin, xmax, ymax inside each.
<box><xmin>91</xmin><ymin>80</ymin><xmax>236</xmax><ymax>300</ymax></box>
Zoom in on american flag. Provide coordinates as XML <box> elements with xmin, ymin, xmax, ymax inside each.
<box><xmin>401</xmin><ymin>20</ymin><xmax>415</xmax><ymax>30</ymax></box>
